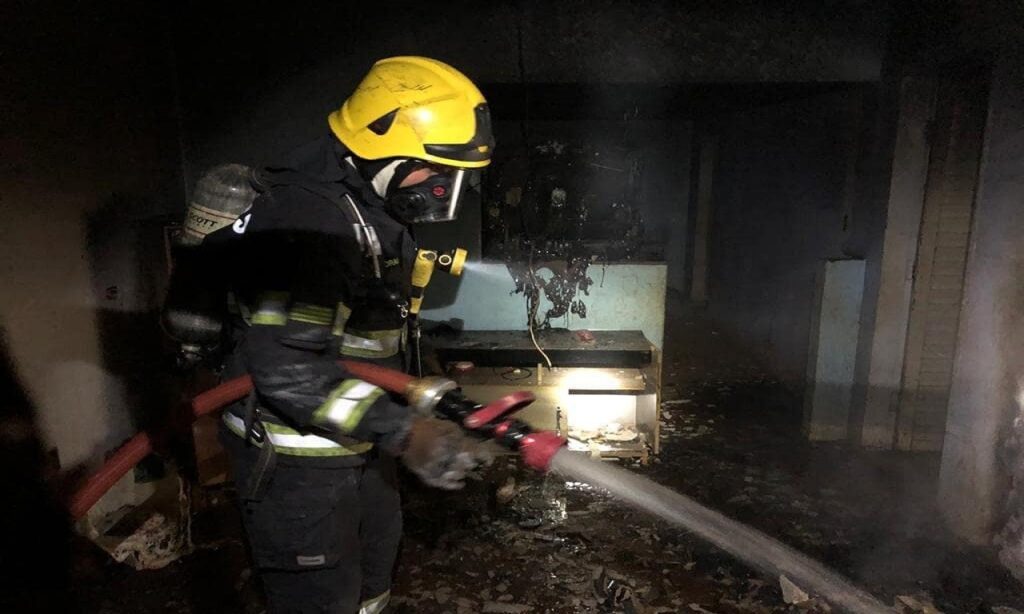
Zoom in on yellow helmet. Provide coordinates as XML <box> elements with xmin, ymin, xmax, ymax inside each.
<box><xmin>329</xmin><ymin>56</ymin><xmax>493</xmax><ymax>169</ymax></box>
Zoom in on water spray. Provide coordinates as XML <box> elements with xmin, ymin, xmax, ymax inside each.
<box><xmin>458</xmin><ymin>260</ymin><xmax>517</xmax><ymax>284</ymax></box>
<box><xmin>549</xmin><ymin>451</ymin><xmax>888</xmax><ymax>613</ymax></box>
<box><xmin>396</xmin><ymin>371</ymin><xmax>889</xmax><ymax>613</ymax></box>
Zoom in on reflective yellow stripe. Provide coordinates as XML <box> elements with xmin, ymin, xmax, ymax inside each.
<box><xmin>270</xmin><ymin>440</ymin><xmax>373</xmax><ymax>457</ymax></box>
<box><xmin>313</xmin><ymin>380</ymin><xmax>385</xmax><ymax>433</ymax></box>
<box><xmin>331</xmin><ymin>303</ymin><xmax>353</xmax><ymax>337</ymax></box>
<box><xmin>251</xmin><ymin>291</ymin><xmax>290</xmax><ymax>326</ymax></box>
<box><xmin>252</xmin><ymin>312</ymin><xmax>287</xmax><ymax>325</ymax></box>
<box><xmin>252</xmin><ymin>296</ymin><xmax>339</xmax><ymax>327</ymax></box>
<box><xmin>288</xmin><ymin>302</ymin><xmax>334</xmax><ymax>326</ymax></box>
<box><xmin>222</xmin><ymin>412</ymin><xmax>372</xmax><ymax>457</ymax></box>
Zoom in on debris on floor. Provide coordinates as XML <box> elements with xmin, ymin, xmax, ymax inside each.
<box><xmin>482</xmin><ymin>602</ymin><xmax>534</xmax><ymax>613</ymax></box>
<box><xmin>110</xmin><ymin>512</ymin><xmax>189</xmax><ymax>571</ymax></box>
<box><xmin>86</xmin><ymin>472</ymin><xmax>193</xmax><ymax>572</ymax></box>
<box><xmin>74</xmin><ymin>306</ymin><xmax>1024</xmax><ymax>613</ymax></box>
<box><xmin>778</xmin><ymin>575</ymin><xmax>809</xmax><ymax>604</ymax></box>
<box><xmin>895</xmin><ymin>593</ymin><xmax>943</xmax><ymax>614</ymax></box>
<box><xmin>569</xmin><ymin>423</ymin><xmax>640</xmax><ymax>444</ymax></box>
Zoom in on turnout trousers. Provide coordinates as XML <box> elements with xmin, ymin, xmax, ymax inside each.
<box><xmin>223</xmin><ymin>434</ymin><xmax>402</xmax><ymax>614</ymax></box>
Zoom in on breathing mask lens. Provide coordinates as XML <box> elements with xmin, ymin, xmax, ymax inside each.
<box><xmin>387</xmin><ymin>167</ymin><xmax>472</xmax><ymax>224</ymax></box>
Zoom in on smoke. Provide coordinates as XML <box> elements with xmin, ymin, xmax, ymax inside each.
<box><xmin>995</xmin><ymin>383</ymin><xmax>1024</xmax><ymax>581</ymax></box>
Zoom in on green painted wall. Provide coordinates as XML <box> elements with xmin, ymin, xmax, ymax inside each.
<box><xmin>421</xmin><ymin>262</ymin><xmax>667</xmax><ymax>350</ymax></box>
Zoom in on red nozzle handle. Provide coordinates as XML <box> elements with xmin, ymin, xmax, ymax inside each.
<box><xmin>519</xmin><ymin>431</ymin><xmax>567</xmax><ymax>471</ymax></box>
<box><xmin>463</xmin><ymin>391</ymin><xmax>535</xmax><ymax>430</ymax></box>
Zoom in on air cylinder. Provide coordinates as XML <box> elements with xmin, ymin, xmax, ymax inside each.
<box><xmin>180</xmin><ymin>164</ymin><xmax>257</xmax><ymax>245</ymax></box>
<box><xmin>163</xmin><ymin>164</ymin><xmax>257</xmax><ymax>364</ymax></box>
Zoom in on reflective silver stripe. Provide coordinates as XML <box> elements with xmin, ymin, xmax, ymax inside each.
<box><xmin>341</xmin><ymin>331</ymin><xmax>401</xmax><ymax>357</ymax></box>
<box><xmin>223</xmin><ymin>412</ymin><xmax>341</xmax><ymax>450</ymax></box>
<box><xmin>316</xmin><ymin>380</ymin><xmax>384</xmax><ymax>432</ymax></box>
<box><xmin>324</xmin><ymin>398</ymin><xmax>359</xmax><ymax>427</ymax></box>
<box><xmin>346</xmin><ymin>381</ymin><xmax>379</xmax><ymax>398</ymax></box>
<box><xmin>342</xmin><ymin>334</ymin><xmax>386</xmax><ymax>352</ymax></box>
<box><xmin>359</xmin><ymin>591</ymin><xmax>390</xmax><ymax>614</ymax></box>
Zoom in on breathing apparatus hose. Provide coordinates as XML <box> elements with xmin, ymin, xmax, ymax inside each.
<box><xmin>68</xmin><ymin>361</ymin><xmax>561</xmax><ymax>521</ymax></box>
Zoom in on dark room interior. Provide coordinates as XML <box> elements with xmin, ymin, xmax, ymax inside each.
<box><xmin>3</xmin><ymin>1</ymin><xmax>1024</xmax><ymax>613</ymax></box>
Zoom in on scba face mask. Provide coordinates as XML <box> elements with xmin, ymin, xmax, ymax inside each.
<box><xmin>388</xmin><ymin>166</ymin><xmax>472</xmax><ymax>224</ymax></box>
<box><xmin>369</xmin><ymin>158</ymin><xmax>474</xmax><ymax>224</ymax></box>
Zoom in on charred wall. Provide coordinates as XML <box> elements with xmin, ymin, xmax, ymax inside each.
<box><xmin>168</xmin><ymin>1</ymin><xmax>887</xmax><ymax>300</ymax></box>
<box><xmin>169</xmin><ymin>0</ymin><xmax>887</xmax><ymax>191</ymax></box>
<box><xmin>481</xmin><ymin>119</ymin><xmax>690</xmax><ymax>266</ymax></box>
<box><xmin>1</xmin><ymin>2</ymin><xmax>183</xmax><ymax>485</ymax></box>
<box><xmin>704</xmin><ymin>86</ymin><xmax>883</xmax><ymax>386</ymax></box>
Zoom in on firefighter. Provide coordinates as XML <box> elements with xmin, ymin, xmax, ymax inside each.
<box><xmin>208</xmin><ymin>57</ymin><xmax>494</xmax><ymax>613</ymax></box>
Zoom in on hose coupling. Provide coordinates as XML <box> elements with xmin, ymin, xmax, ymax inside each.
<box><xmin>404</xmin><ymin>376</ymin><xmax>458</xmax><ymax>416</ymax></box>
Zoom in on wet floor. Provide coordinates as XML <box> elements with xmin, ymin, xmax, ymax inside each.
<box><xmin>76</xmin><ymin>301</ymin><xmax>1024</xmax><ymax>613</ymax></box>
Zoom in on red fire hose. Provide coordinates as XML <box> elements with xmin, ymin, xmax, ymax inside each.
<box><xmin>68</xmin><ymin>362</ymin><xmax>563</xmax><ymax>521</ymax></box>
<box><xmin>187</xmin><ymin>361</ymin><xmax>418</xmax><ymax>419</ymax></box>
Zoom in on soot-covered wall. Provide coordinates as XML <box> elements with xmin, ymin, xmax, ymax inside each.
<box><xmin>170</xmin><ymin>1</ymin><xmax>885</xmax><ymax>298</ymax></box>
<box><xmin>483</xmin><ymin>119</ymin><xmax>691</xmax><ymax>268</ymax></box>
<box><xmin>170</xmin><ymin>0</ymin><xmax>886</xmax><ymax>193</ymax></box>
<box><xmin>2</xmin><ymin>2</ymin><xmax>183</xmax><ymax>489</ymax></box>
<box><xmin>706</xmin><ymin>87</ymin><xmax>884</xmax><ymax>386</ymax></box>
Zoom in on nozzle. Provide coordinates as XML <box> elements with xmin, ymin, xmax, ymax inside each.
<box><xmin>518</xmin><ymin>432</ymin><xmax>567</xmax><ymax>472</ymax></box>
<box><xmin>426</xmin><ymin>386</ymin><xmax>567</xmax><ymax>473</ymax></box>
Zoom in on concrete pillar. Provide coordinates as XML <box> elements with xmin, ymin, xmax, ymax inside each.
<box><xmin>939</xmin><ymin>54</ymin><xmax>1024</xmax><ymax>543</ymax></box>
<box><xmin>859</xmin><ymin>77</ymin><xmax>936</xmax><ymax>448</ymax></box>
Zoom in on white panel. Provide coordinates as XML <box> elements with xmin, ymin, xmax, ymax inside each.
<box><xmin>804</xmin><ymin>259</ymin><xmax>866</xmax><ymax>441</ymax></box>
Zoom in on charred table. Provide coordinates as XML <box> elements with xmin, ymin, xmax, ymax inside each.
<box><xmin>427</xmin><ymin>329</ymin><xmax>661</xmax><ymax>460</ymax></box>
<box><xmin>429</xmin><ymin>329</ymin><xmax>653</xmax><ymax>369</ymax></box>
